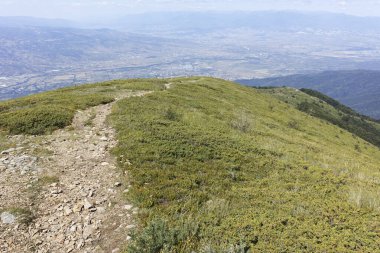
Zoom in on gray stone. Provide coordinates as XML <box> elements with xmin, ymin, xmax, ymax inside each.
<box><xmin>1</xmin><ymin>212</ymin><xmax>16</xmax><ymax>224</ymax></box>
<box><xmin>69</xmin><ymin>224</ymin><xmax>77</xmax><ymax>233</ymax></box>
<box><xmin>51</xmin><ymin>189</ymin><xmax>63</xmax><ymax>195</ymax></box>
<box><xmin>76</xmin><ymin>239</ymin><xmax>84</xmax><ymax>249</ymax></box>
<box><xmin>84</xmin><ymin>199</ymin><xmax>94</xmax><ymax>210</ymax></box>
<box><xmin>100</xmin><ymin>136</ymin><xmax>108</xmax><ymax>141</ymax></box>
<box><xmin>1</xmin><ymin>148</ymin><xmax>15</xmax><ymax>155</ymax></box>
<box><xmin>83</xmin><ymin>225</ymin><xmax>95</xmax><ymax>239</ymax></box>
<box><xmin>88</xmin><ymin>190</ymin><xmax>94</xmax><ymax>197</ymax></box>
<box><xmin>124</xmin><ymin>205</ymin><xmax>133</xmax><ymax>210</ymax></box>
<box><xmin>64</xmin><ymin>206</ymin><xmax>73</xmax><ymax>216</ymax></box>
<box><xmin>73</xmin><ymin>203</ymin><xmax>84</xmax><ymax>213</ymax></box>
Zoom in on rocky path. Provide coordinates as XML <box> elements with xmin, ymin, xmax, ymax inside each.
<box><xmin>0</xmin><ymin>91</ymin><xmax>149</xmax><ymax>253</ymax></box>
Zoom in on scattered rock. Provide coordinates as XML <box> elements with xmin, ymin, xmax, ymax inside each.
<box><xmin>83</xmin><ymin>225</ymin><xmax>96</xmax><ymax>240</ymax></box>
<box><xmin>1</xmin><ymin>212</ymin><xmax>16</xmax><ymax>224</ymax></box>
<box><xmin>88</xmin><ymin>190</ymin><xmax>94</xmax><ymax>197</ymax></box>
<box><xmin>76</xmin><ymin>239</ymin><xmax>84</xmax><ymax>249</ymax></box>
<box><xmin>0</xmin><ymin>163</ymin><xmax>6</xmax><ymax>172</ymax></box>
<box><xmin>124</xmin><ymin>205</ymin><xmax>133</xmax><ymax>211</ymax></box>
<box><xmin>100</xmin><ymin>136</ymin><xmax>108</xmax><ymax>141</ymax></box>
<box><xmin>69</xmin><ymin>224</ymin><xmax>77</xmax><ymax>233</ymax></box>
<box><xmin>0</xmin><ymin>92</ymin><xmax>148</xmax><ymax>252</ymax></box>
<box><xmin>63</xmin><ymin>206</ymin><xmax>73</xmax><ymax>216</ymax></box>
<box><xmin>1</xmin><ymin>148</ymin><xmax>15</xmax><ymax>155</ymax></box>
<box><xmin>126</xmin><ymin>225</ymin><xmax>136</xmax><ymax>229</ymax></box>
<box><xmin>51</xmin><ymin>189</ymin><xmax>63</xmax><ymax>195</ymax></box>
<box><xmin>84</xmin><ymin>199</ymin><xmax>94</xmax><ymax>210</ymax></box>
<box><xmin>73</xmin><ymin>203</ymin><xmax>84</xmax><ymax>213</ymax></box>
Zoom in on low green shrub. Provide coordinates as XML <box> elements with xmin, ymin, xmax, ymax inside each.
<box><xmin>0</xmin><ymin>87</ymin><xmax>116</xmax><ymax>135</ymax></box>
<box><xmin>164</xmin><ymin>107</ymin><xmax>181</xmax><ymax>121</ymax></box>
<box><xmin>0</xmin><ymin>105</ymin><xmax>73</xmax><ymax>135</ymax></box>
<box><xmin>127</xmin><ymin>218</ymin><xmax>200</xmax><ymax>253</ymax></box>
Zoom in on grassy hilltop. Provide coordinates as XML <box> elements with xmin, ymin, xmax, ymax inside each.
<box><xmin>1</xmin><ymin>77</ymin><xmax>380</xmax><ymax>252</ymax></box>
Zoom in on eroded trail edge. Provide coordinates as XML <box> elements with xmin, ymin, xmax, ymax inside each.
<box><xmin>0</xmin><ymin>91</ymin><xmax>150</xmax><ymax>253</ymax></box>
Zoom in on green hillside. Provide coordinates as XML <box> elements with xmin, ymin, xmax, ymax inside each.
<box><xmin>1</xmin><ymin>77</ymin><xmax>380</xmax><ymax>252</ymax></box>
<box><xmin>236</xmin><ymin>70</ymin><xmax>380</xmax><ymax>120</ymax></box>
<box><xmin>256</xmin><ymin>87</ymin><xmax>380</xmax><ymax>148</ymax></box>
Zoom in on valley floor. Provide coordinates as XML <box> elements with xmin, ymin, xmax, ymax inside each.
<box><xmin>0</xmin><ymin>91</ymin><xmax>147</xmax><ymax>252</ymax></box>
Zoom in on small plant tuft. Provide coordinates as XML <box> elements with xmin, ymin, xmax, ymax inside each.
<box><xmin>287</xmin><ymin>119</ymin><xmax>300</xmax><ymax>130</ymax></box>
<box><xmin>231</xmin><ymin>113</ymin><xmax>251</xmax><ymax>133</ymax></box>
<box><xmin>164</xmin><ymin>108</ymin><xmax>181</xmax><ymax>121</ymax></box>
<box><xmin>127</xmin><ymin>218</ymin><xmax>199</xmax><ymax>253</ymax></box>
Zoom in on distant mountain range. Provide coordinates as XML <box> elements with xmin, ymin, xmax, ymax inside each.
<box><xmin>113</xmin><ymin>11</ymin><xmax>380</xmax><ymax>33</ymax></box>
<box><xmin>237</xmin><ymin>70</ymin><xmax>380</xmax><ymax>119</ymax></box>
<box><xmin>0</xmin><ymin>16</ymin><xmax>78</xmax><ymax>28</ymax></box>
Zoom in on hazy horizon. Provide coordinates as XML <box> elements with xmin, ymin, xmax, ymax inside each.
<box><xmin>1</xmin><ymin>0</ymin><xmax>380</xmax><ymax>21</ymax></box>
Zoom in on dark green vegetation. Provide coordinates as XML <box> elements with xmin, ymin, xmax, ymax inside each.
<box><xmin>0</xmin><ymin>92</ymin><xmax>112</xmax><ymax>135</ymax></box>
<box><xmin>2</xmin><ymin>77</ymin><xmax>380</xmax><ymax>252</ymax></box>
<box><xmin>258</xmin><ymin>87</ymin><xmax>380</xmax><ymax>148</ymax></box>
<box><xmin>0</xmin><ymin>79</ymin><xmax>166</xmax><ymax>135</ymax></box>
<box><xmin>299</xmin><ymin>88</ymin><xmax>362</xmax><ymax>118</ymax></box>
<box><xmin>237</xmin><ymin>70</ymin><xmax>380</xmax><ymax>119</ymax></box>
<box><xmin>109</xmin><ymin>78</ymin><xmax>380</xmax><ymax>252</ymax></box>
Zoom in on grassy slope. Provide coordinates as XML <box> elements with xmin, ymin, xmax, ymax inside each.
<box><xmin>236</xmin><ymin>70</ymin><xmax>380</xmax><ymax>120</ymax></box>
<box><xmin>109</xmin><ymin>77</ymin><xmax>380</xmax><ymax>252</ymax></box>
<box><xmin>257</xmin><ymin>87</ymin><xmax>380</xmax><ymax>148</ymax></box>
<box><xmin>1</xmin><ymin>77</ymin><xmax>380</xmax><ymax>252</ymax></box>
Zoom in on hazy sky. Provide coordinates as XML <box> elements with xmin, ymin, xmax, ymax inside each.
<box><xmin>1</xmin><ymin>0</ymin><xmax>380</xmax><ymax>20</ymax></box>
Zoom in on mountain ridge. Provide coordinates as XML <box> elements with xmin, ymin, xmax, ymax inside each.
<box><xmin>1</xmin><ymin>77</ymin><xmax>380</xmax><ymax>252</ymax></box>
<box><xmin>237</xmin><ymin>70</ymin><xmax>380</xmax><ymax>119</ymax></box>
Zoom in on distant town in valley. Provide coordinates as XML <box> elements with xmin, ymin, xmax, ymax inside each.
<box><xmin>2</xmin><ymin>12</ymin><xmax>380</xmax><ymax>100</ymax></box>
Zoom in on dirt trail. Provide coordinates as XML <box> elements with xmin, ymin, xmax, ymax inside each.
<box><xmin>0</xmin><ymin>91</ymin><xmax>150</xmax><ymax>253</ymax></box>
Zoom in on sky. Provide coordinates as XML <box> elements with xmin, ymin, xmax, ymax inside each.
<box><xmin>1</xmin><ymin>0</ymin><xmax>380</xmax><ymax>20</ymax></box>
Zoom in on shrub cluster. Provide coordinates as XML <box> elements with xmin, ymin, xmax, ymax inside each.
<box><xmin>0</xmin><ymin>105</ymin><xmax>73</xmax><ymax>135</ymax></box>
<box><xmin>0</xmin><ymin>91</ymin><xmax>114</xmax><ymax>135</ymax></box>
